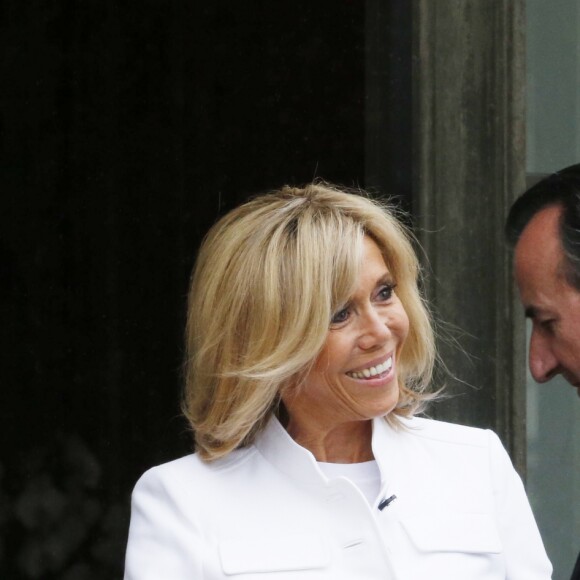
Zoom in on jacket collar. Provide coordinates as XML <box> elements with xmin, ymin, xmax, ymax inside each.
<box><xmin>254</xmin><ymin>414</ymin><xmax>412</xmax><ymax>488</ymax></box>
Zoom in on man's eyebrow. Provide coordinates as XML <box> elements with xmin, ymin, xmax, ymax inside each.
<box><xmin>524</xmin><ymin>306</ymin><xmax>537</xmax><ymax>319</ymax></box>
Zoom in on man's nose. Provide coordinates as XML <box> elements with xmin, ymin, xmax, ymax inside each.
<box><xmin>529</xmin><ymin>330</ymin><xmax>559</xmax><ymax>383</ymax></box>
<box><xmin>357</xmin><ymin>309</ymin><xmax>391</xmax><ymax>350</ymax></box>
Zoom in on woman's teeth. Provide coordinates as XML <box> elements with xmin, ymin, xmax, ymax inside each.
<box><xmin>348</xmin><ymin>357</ymin><xmax>392</xmax><ymax>380</ymax></box>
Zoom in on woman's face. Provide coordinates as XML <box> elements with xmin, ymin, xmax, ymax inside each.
<box><xmin>283</xmin><ymin>236</ymin><xmax>410</xmax><ymax>430</ymax></box>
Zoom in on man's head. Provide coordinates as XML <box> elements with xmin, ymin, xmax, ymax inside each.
<box><xmin>506</xmin><ymin>163</ymin><xmax>580</xmax><ymax>396</ymax></box>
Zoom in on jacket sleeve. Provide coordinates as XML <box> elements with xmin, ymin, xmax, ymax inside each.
<box><xmin>123</xmin><ymin>466</ymin><xmax>204</xmax><ymax>580</ymax></box>
<box><xmin>487</xmin><ymin>430</ymin><xmax>552</xmax><ymax>579</ymax></box>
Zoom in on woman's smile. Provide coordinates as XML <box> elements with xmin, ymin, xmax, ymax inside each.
<box><xmin>346</xmin><ymin>353</ymin><xmax>394</xmax><ymax>381</ymax></box>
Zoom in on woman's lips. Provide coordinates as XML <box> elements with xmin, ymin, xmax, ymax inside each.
<box><xmin>346</xmin><ymin>354</ymin><xmax>393</xmax><ymax>380</ymax></box>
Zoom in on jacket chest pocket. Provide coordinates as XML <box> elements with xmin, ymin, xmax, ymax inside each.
<box><xmin>399</xmin><ymin>513</ymin><xmax>503</xmax><ymax>554</ymax></box>
<box><xmin>219</xmin><ymin>533</ymin><xmax>330</xmax><ymax>575</ymax></box>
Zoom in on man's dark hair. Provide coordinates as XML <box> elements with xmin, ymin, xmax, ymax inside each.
<box><xmin>505</xmin><ymin>162</ymin><xmax>580</xmax><ymax>289</ymax></box>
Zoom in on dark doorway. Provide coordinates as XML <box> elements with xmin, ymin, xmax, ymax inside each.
<box><xmin>1</xmin><ymin>2</ymin><xmax>411</xmax><ymax>578</ymax></box>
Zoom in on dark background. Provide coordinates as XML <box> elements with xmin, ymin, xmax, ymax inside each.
<box><xmin>1</xmin><ymin>2</ymin><xmax>410</xmax><ymax>578</ymax></box>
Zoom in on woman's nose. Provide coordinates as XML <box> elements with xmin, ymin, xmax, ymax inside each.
<box><xmin>529</xmin><ymin>330</ymin><xmax>559</xmax><ymax>383</ymax></box>
<box><xmin>357</xmin><ymin>309</ymin><xmax>391</xmax><ymax>350</ymax></box>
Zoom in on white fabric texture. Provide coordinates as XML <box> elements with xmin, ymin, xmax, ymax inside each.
<box><xmin>124</xmin><ymin>415</ymin><xmax>552</xmax><ymax>580</ymax></box>
<box><xmin>317</xmin><ymin>459</ymin><xmax>381</xmax><ymax>506</ymax></box>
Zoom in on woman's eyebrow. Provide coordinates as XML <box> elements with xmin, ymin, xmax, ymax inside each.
<box><xmin>377</xmin><ymin>273</ymin><xmax>395</xmax><ymax>286</ymax></box>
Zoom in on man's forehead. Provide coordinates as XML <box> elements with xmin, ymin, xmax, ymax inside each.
<box><xmin>514</xmin><ymin>205</ymin><xmax>566</xmax><ymax>305</ymax></box>
<box><xmin>517</xmin><ymin>204</ymin><xmax>562</xmax><ymax>249</ymax></box>
<box><xmin>515</xmin><ymin>206</ymin><xmax>563</xmax><ymax>272</ymax></box>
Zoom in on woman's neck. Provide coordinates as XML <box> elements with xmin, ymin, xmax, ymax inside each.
<box><xmin>284</xmin><ymin>415</ymin><xmax>374</xmax><ymax>463</ymax></box>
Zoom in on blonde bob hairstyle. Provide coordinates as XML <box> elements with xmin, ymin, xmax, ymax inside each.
<box><xmin>183</xmin><ymin>182</ymin><xmax>436</xmax><ymax>461</ymax></box>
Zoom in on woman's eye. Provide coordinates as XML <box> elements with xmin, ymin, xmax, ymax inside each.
<box><xmin>378</xmin><ymin>283</ymin><xmax>396</xmax><ymax>301</ymax></box>
<box><xmin>331</xmin><ymin>307</ymin><xmax>350</xmax><ymax>325</ymax></box>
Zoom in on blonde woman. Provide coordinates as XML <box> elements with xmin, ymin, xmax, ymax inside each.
<box><xmin>124</xmin><ymin>183</ymin><xmax>551</xmax><ymax>579</ymax></box>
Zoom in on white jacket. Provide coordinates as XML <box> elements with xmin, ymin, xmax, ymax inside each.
<box><xmin>124</xmin><ymin>416</ymin><xmax>552</xmax><ymax>579</ymax></box>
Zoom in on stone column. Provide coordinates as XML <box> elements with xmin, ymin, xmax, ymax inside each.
<box><xmin>412</xmin><ymin>0</ymin><xmax>527</xmax><ymax>472</ymax></box>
